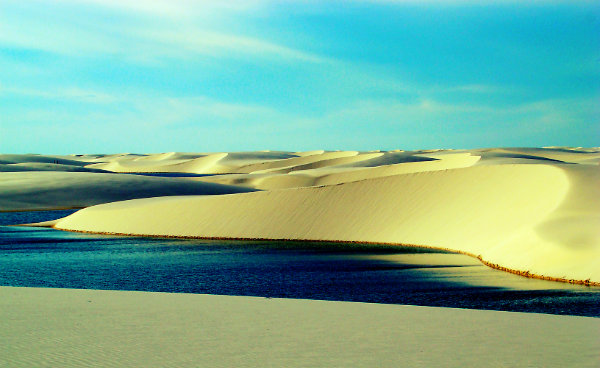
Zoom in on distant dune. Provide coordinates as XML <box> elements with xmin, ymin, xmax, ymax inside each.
<box><xmin>0</xmin><ymin>171</ymin><xmax>255</xmax><ymax>211</ymax></box>
<box><xmin>6</xmin><ymin>148</ymin><xmax>599</xmax><ymax>284</ymax></box>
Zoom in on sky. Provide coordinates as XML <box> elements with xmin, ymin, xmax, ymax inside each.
<box><xmin>1</xmin><ymin>0</ymin><xmax>598</xmax><ymax>154</ymax></box>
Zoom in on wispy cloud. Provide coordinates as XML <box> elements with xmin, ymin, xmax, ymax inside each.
<box><xmin>136</xmin><ymin>28</ymin><xmax>329</xmax><ymax>63</ymax></box>
<box><xmin>53</xmin><ymin>0</ymin><xmax>265</xmax><ymax>18</ymax></box>
<box><xmin>355</xmin><ymin>0</ymin><xmax>598</xmax><ymax>5</ymax></box>
<box><xmin>0</xmin><ymin>86</ymin><xmax>118</xmax><ymax>104</ymax></box>
<box><xmin>2</xmin><ymin>89</ymin><xmax>598</xmax><ymax>152</ymax></box>
<box><xmin>0</xmin><ymin>0</ymin><xmax>328</xmax><ymax>64</ymax></box>
<box><xmin>281</xmin><ymin>95</ymin><xmax>600</xmax><ymax>148</ymax></box>
<box><xmin>435</xmin><ymin>84</ymin><xmax>511</xmax><ymax>94</ymax></box>
<box><xmin>319</xmin><ymin>96</ymin><xmax>599</xmax><ymax>123</ymax></box>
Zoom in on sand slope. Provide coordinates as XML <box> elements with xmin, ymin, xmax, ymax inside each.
<box><xmin>6</xmin><ymin>148</ymin><xmax>598</xmax><ymax>284</ymax></box>
<box><xmin>0</xmin><ymin>172</ymin><xmax>255</xmax><ymax>211</ymax></box>
<box><xmin>54</xmin><ymin>157</ymin><xmax>600</xmax><ymax>284</ymax></box>
<box><xmin>195</xmin><ymin>151</ymin><xmax>480</xmax><ymax>190</ymax></box>
<box><xmin>1</xmin><ymin>287</ymin><xmax>598</xmax><ymax>368</ymax></box>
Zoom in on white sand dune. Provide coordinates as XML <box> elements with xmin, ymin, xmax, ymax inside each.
<box><xmin>1</xmin><ymin>287</ymin><xmax>598</xmax><ymax>368</ymax></box>
<box><xmin>5</xmin><ymin>148</ymin><xmax>599</xmax><ymax>284</ymax></box>
<box><xmin>0</xmin><ymin>162</ymin><xmax>110</xmax><ymax>173</ymax></box>
<box><xmin>85</xmin><ymin>151</ymin><xmax>301</xmax><ymax>174</ymax></box>
<box><xmin>506</xmin><ymin>147</ymin><xmax>600</xmax><ymax>163</ymax></box>
<box><xmin>0</xmin><ymin>154</ymin><xmax>91</xmax><ymax>167</ymax></box>
<box><xmin>0</xmin><ymin>171</ymin><xmax>255</xmax><ymax>211</ymax></box>
<box><xmin>196</xmin><ymin>151</ymin><xmax>480</xmax><ymax>190</ymax></box>
<box><xmin>49</xmin><ymin>147</ymin><xmax>600</xmax><ymax>285</ymax></box>
<box><xmin>231</xmin><ymin>150</ymin><xmax>360</xmax><ymax>174</ymax></box>
<box><xmin>86</xmin><ymin>152</ymin><xmax>227</xmax><ymax>173</ymax></box>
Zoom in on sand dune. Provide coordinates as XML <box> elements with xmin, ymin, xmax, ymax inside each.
<box><xmin>86</xmin><ymin>152</ymin><xmax>227</xmax><ymax>173</ymax></box>
<box><xmin>6</xmin><ymin>148</ymin><xmax>599</xmax><ymax>284</ymax></box>
<box><xmin>231</xmin><ymin>150</ymin><xmax>360</xmax><ymax>174</ymax></box>
<box><xmin>504</xmin><ymin>147</ymin><xmax>600</xmax><ymax>163</ymax></box>
<box><xmin>196</xmin><ymin>151</ymin><xmax>480</xmax><ymax>190</ymax></box>
<box><xmin>0</xmin><ymin>171</ymin><xmax>255</xmax><ymax>211</ymax></box>
<box><xmin>84</xmin><ymin>151</ymin><xmax>302</xmax><ymax>174</ymax></box>
<box><xmin>0</xmin><ymin>154</ymin><xmax>91</xmax><ymax>167</ymax></box>
<box><xmin>50</xmin><ymin>148</ymin><xmax>600</xmax><ymax>284</ymax></box>
<box><xmin>1</xmin><ymin>287</ymin><xmax>598</xmax><ymax>368</ymax></box>
<box><xmin>0</xmin><ymin>162</ymin><xmax>110</xmax><ymax>173</ymax></box>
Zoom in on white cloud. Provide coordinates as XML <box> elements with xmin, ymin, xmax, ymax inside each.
<box><xmin>436</xmin><ymin>84</ymin><xmax>510</xmax><ymax>94</ymax></box>
<box><xmin>54</xmin><ymin>0</ymin><xmax>264</xmax><ymax>17</ymax></box>
<box><xmin>0</xmin><ymin>86</ymin><xmax>118</xmax><ymax>104</ymax></box>
<box><xmin>0</xmin><ymin>0</ymin><xmax>328</xmax><ymax>64</ymax></box>
<box><xmin>136</xmin><ymin>28</ymin><xmax>329</xmax><ymax>63</ymax></box>
<box><xmin>355</xmin><ymin>0</ymin><xmax>597</xmax><ymax>5</ymax></box>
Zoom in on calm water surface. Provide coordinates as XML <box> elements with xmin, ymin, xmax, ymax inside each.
<box><xmin>1</xmin><ymin>210</ymin><xmax>599</xmax><ymax>317</ymax></box>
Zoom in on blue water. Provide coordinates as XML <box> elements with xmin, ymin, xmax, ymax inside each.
<box><xmin>1</xmin><ymin>211</ymin><xmax>599</xmax><ymax>317</ymax></box>
<box><xmin>0</xmin><ymin>209</ymin><xmax>79</xmax><ymax>225</ymax></box>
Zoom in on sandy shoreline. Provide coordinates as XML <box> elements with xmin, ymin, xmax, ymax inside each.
<box><xmin>2</xmin><ymin>286</ymin><xmax>599</xmax><ymax>367</ymax></box>
<box><xmin>43</xmin><ymin>225</ymin><xmax>600</xmax><ymax>287</ymax></box>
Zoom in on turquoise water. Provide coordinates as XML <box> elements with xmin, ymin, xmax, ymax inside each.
<box><xmin>1</xmin><ymin>210</ymin><xmax>599</xmax><ymax>317</ymax></box>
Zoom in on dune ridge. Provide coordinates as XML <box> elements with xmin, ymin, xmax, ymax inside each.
<box><xmin>0</xmin><ymin>171</ymin><xmax>255</xmax><ymax>211</ymax></box>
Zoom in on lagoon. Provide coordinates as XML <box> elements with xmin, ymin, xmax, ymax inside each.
<box><xmin>1</xmin><ymin>211</ymin><xmax>598</xmax><ymax>317</ymax></box>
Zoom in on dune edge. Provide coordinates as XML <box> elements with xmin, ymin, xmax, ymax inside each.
<box><xmin>46</xmin><ymin>226</ymin><xmax>600</xmax><ymax>287</ymax></box>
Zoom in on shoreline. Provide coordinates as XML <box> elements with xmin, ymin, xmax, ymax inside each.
<box><xmin>46</xmin><ymin>225</ymin><xmax>600</xmax><ymax>287</ymax></box>
<box><xmin>0</xmin><ymin>207</ymin><xmax>83</xmax><ymax>213</ymax></box>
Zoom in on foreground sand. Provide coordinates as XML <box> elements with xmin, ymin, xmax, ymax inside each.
<box><xmin>1</xmin><ymin>286</ymin><xmax>598</xmax><ymax>368</ymax></box>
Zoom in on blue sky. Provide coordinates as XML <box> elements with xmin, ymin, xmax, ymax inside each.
<box><xmin>1</xmin><ymin>0</ymin><xmax>598</xmax><ymax>153</ymax></box>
